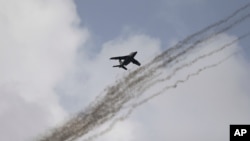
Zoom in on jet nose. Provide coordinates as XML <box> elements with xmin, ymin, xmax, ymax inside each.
<box><xmin>134</xmin><ymin>51</ymin><xmax>137</xmax><ymax>55</ymax></box>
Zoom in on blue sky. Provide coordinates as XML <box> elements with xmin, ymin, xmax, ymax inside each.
<box><xmin>0</xmin><ymin>0</ymin><xmax>250</xmax><ymax>141</ymax></box>
<box><xmin>75</xmin><ymin>0</ymin><xmax>250</xmax><ymax>54</ymax></box>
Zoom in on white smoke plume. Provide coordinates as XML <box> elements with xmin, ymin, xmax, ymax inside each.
<box><xmin>0</xmin><ymin>0</ymin><xmax>88</xmax><ymax>140</ymax></box>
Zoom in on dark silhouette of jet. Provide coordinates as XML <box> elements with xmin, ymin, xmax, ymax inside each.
<box><xmin>110</xmin><ymin>51</ymin><xmax>141</xmax><ymax>70</ymax></box>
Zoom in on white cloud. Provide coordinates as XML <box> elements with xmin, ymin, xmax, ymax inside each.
<box><xmin>96</xmin><ymin>120</ymin><xmax>143</xmax><ymax>141</ymax></box>
<box><xmin>0</xmin><ymin>0</ymin><xmax>88</xmax><ymax>140</ymax></box>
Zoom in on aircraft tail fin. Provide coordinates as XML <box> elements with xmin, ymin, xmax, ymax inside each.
<box><xmin>113</xmin><ymin>65</ymin><xmax>127</xmax><ymax>70</ymax></box>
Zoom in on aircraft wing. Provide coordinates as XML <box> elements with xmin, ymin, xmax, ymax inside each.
<box><xmin>110</xmin><ymin>56</ymin><xmax>127</xmax><ymax>60</ymax></box>
<box><xmin>131</xmin><ymin>59</ymin><xmax>141</xmax><ymax>66</ymax></box>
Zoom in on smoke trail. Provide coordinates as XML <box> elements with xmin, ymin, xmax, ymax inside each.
<box><xmin>136</xmin><ymin>32</ymin><xmax>250</xmax><ymax>97</ymax></box>
<box><xmin>151</xmin><ymin>3</ymin><xmax>250</xmax><ymax>64</ymax></box>
<box><xmin>38</xmin><ymin>3</ymin><xmax>250</xmax><ymax>141</ymax></box>
<box><xmin>154</xmin><ymin>11</ymin><xmax>250</xmax><ymax>70</ymax></box>
<box><xmin>129</xmin><ymin>8</ymin><xmax>250</xmax><ymax>95</ymax></box>
<box><xmin>127</xmin><ymin>30</ymin><xmax>250</xmax><ymax>104</ymax></box>
<box><xmin>80</xmin><ymin>31</ymin><xmax>249</xmax><ymax>141</ymax></box>
<box><xmin>81</xmin><ymin>52</ymin><xmax>237</xmax><ymax>141</ymax></box>
<box><xmin>79</xmin><ymin>34</ymin><xmax>249</xmax><ymax>141</ymax></box>
<box><xmin>136</xmin><ymin>53</ymin><xmax>236</xmax><ymax>108</ymax></box>
<box><xmin>129</xmin><ymin>2</ymin><xmax>250</xmax><ymax>97</ymax></box>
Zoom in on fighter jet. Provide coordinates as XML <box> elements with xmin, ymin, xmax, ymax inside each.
<box><xmin>110</xmin><ymin>51</ymin><xmax>141</xmax><ymax>70</ymax></box>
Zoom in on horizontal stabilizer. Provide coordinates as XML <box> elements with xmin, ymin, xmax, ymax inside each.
<box><xmin>113</xmin><ymin>65</ymin><xmax>127</xmax><ymax>70</ymax></box>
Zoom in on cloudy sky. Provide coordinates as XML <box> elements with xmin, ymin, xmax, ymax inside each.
<box><xmin>0</xmin><ymin>0</ymin><xmax>250</xmax><ymax>141</ymax></box>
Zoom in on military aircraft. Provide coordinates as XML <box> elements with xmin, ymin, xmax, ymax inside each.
<box><xmin>110</xmin><ymin>51</ymin><xmax>141</xmax><ymax>70</ymax></box>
